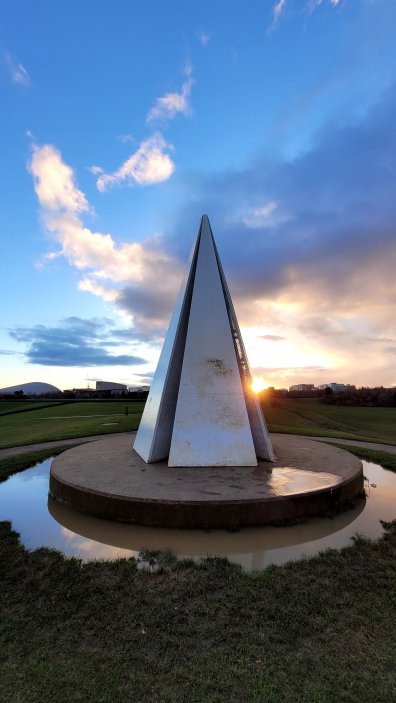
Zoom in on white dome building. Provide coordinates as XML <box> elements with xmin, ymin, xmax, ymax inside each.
<box><xmin>0</xmin><ymin>382</ymin><xmax>61</xmax><ymax>395</ymax></box>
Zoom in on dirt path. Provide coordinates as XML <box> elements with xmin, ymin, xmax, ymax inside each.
<box><xmin>1</xmin><ymin>432</ymin><xmax>396</xmax><ymax>461</ymax></box>
<box><xmin>304</xmin><ymin>436</ymin><xmax>396</xmax><ymax>455</ymax></box>
<box><xmin>0</xmin><ymin>433</ymin><xmax>132</xmax><ymax>459</ymax></box>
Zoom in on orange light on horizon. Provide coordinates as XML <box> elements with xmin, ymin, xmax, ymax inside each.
<box><xmin>251</xmin><ymin>376</ymin><xmax>267</xmax><ymax>394</ymax></box>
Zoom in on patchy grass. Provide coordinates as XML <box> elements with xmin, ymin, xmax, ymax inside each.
<box><xmin>1</xmin><ymin>520</ymin><xmax>396</xmax><ymax>702</ymax></box>
<box><xmin>262</xmin><ymin>397</ymin><xmax>396</xmax><ymax>444</ymax></box>
<box><xmin>0</xmin><ymin>401</ymin><xmax>144</xmax><ymax>449</ymax></box>
<box><xmin>0</xmin><ymin>446</ymin><xmax>78</xmax><ymax>483</ymax></box>
<box><xmin>328</xmin><ymin>444</ymin><xmax>396</xmax><ymax>474</ymax></box>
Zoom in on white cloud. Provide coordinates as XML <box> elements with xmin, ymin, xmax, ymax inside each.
<box><xmin>269</xmin><ymin>0</ymin><xmax>287</xmax><ymax>32</ymax></box>
<box><xmin>29</xmin><ymin>143</ymin><xmax>183</xmax><ymax>335</ymax></box>
<box><xmin>117</xmin><ymin>134</ymin><xmax>135</xmax><ymax>143</ymax></box>
<box><xmin>78</xmin><ymin>278</ymin><xmax>119</xmax><ymax>302</ymax></box>
<box><xmin>244</xmin><ymin>201</ymin><xmax>278</xmax><ymax>225</ymax></box>
<box><xmin>270</xmin><ymin>0</ymin><xmax>343</xmax><ymax>31</ymax></box>
<box><xmin>87</xmin><ymin>165</ymin><xmax>104</xmax><ymax>175</ymax></box>
<box><xmin>29</xmin><ymin>144</ymin><xmax>88</xmax><ymax>213</ymax></box>
<box><xmin>199</xmin><ymin>32</ymin><xmax>210</xmax><ymax>47</ymax></box>
<box><xmin>274</xmin><ymin>0</ymin><xmax>287</xmax><ymax>18</ymax></box>
<box><xmin>95</xmin><ymin>133</ymin><xmax>175</xmax><ymax>192</ymax></box>
<box><xmin>241</xmin><ymin>201</ymin><xmax>291</xmax><ymax>229</ymax></box>
<box><xmin>146</xmin><ymin>64</ymin><xmax>194</xmax><ymax>124</ymax></box>
<box><xmin>5</xmin><ymin>52</ymin><xmax>30</xmax><ymax>86</ymax></box>
<box><xmin>307</xmin><ymin>0</ymin><xmax>343</xmax><ymax>10</ymax></box>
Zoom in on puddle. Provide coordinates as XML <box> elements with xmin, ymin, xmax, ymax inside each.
<box><xmin>0</xmin><ymin>459</ymin><xmax>395</xmax><ymax>571</ymax></box>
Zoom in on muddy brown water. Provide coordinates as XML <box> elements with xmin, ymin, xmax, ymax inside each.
<box><xmin>0</xmin><ymin>458</ymin><xmax>395</xmax><ymax>571</ymax></box>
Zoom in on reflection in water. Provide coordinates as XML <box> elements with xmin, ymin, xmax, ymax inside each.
<box><xmin>1</xmin><ymin>458</ymin><xmax>395</xmax><ymax>571</ymax></box>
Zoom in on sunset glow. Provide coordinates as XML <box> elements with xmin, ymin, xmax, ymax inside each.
<box><xmin>1</xmin><ymin>1</ymin><xmax>395</xmax><ymax>391</ymax></box>
<box><xmin>251</xmin><ymin>377</ymin><xmax>267</xmax><ymax>394</ymax></box>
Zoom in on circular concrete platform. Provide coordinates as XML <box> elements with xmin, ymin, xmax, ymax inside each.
<box><xmin>49</xmin><ymin>434</ymin><xmax>363</xmax><ymax>529</ymax></box>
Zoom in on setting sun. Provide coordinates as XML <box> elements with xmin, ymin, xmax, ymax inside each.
<box><xmin>251</xmin><ymin>376</ymin><xmax>267</xmax><ymax>394</ymax></box>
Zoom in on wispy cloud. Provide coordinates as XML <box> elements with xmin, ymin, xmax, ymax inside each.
<box><xmin>307</xmin><ymin>0</ymin><xmax>343</xmax><ymax>11</ymax></box>
<box><xmin>117</xmin><ymin>134</ymin><xmax>134</xmax><ymax>143</ymax></box>
<box><xmin>5</xmin><ymin>52</ymin><xmax>30</xmax><ymax>86</ymax></box>
<box><xmin>260</xmin><ymin>335</ymin><xmax>286</xmax><ymax>342</ymax></box>
<box><xmin>10</xmin><ymin>317</ymin><xmax>147</xmax><ymax>367</ymax></box>
<box><xmin>242</xmin><ymin>201</ymin><xmax>286</xmax><ymax>229</ymax></box>
<box><xmin>269</xmin><ymin>0</ymin><xmax>343</xmax><ymax>32</ymax></box>
<box><xmin>268</xmin><ymin>0</ymin><xmax>287</xmax><ymax>32</ymax></box>
<box><xmin>95</xmin><ymin>133</ymin><xmax>175</xmax><ymax>192</ymax></box>
<box><xmin>198</xmin><ymin>31</ymin><xmax>210</xmax><ymax>47</ymax></box>
<box><xmin>146</xmin><ymin>63</ymin><xmax>194</xmax><ymax>124</ymax></box>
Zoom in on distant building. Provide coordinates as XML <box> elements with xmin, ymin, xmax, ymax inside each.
<box><xmin>0</xmin><ymin>381</ymin><xmax>61</xmax><ymax>395</ymax></box>
<box><xmin>96</xmin><ymin>381</ymin><xmax>127</xmax><ymax>396</ymax></box>
<box><xmin>318</xmin><ymin>383</ymin><xmax>356</xmax><ymax>392</ymax></box>
<box><xmin>63</xmin><ymin>388</ymin><xmax>96</xmax><ymax>398</ymax></box>
<box><xmin>289</xmin><ymin>384</ymin><xmax>315</xmax><ymax>392</ymax></box>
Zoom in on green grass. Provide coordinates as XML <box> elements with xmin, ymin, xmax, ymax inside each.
<box><xmin>0</xmin><ymin>401</ymin><xmax>145</xmax><ymax>449</ymax></box>
<box><xmin>328</xmin><ymin>443</ymin><xmax>396</xmax><ymax>474</ymax></box>
<box><xmin>2</xmin><ymin>398</ymin><xmax>396</xmax><ymax>451</ymax></box>
<box><xmin>0</xmin><ymin>400</ymin><xmax>65</xmax><ymax>415</ymax></box>
<box><xmin>0</xmin><ymin>446</ymin><xmax>78</xmax><ymax>483</ymax></box>
<box><xmin>1</xmin><ymin>519</ymin><xmax>395</xmax><ymax>702</ymax></box>
<box><xmin>263</xmin><ymin>397</ymin><xmax>396</xmax><ymax>444</ymax></box>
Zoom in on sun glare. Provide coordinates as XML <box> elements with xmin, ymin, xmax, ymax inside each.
<box><xmin>251</xmin><ymin>376</ymin><xmax>267</xmax><ymax>394</ymax></box>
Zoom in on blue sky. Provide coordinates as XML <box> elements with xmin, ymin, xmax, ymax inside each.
<box><xmin>1</xmin><ymin>0</ymin><xmax>396</xmax><ymax>391</ymax></box>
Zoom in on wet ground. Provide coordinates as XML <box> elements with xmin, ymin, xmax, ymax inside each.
<box><xmin>1</xmin><ymin>458</ymin><xmax>395</xmax><ymax>571</ymax></box>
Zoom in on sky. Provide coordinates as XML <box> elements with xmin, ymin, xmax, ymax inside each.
<box><xmin>1</xmin><ymin>0</ymin><xmax>396</xmax><ymax>392</ymax></box>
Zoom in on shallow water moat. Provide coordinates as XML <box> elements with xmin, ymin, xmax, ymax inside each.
<box><xmin>1</xmin><ymin>457</ymin><xmax>395</xmax><ymax>571</ymax></box>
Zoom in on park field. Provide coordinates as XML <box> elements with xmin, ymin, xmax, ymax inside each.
<box><xmin>0</xmin><ymin>400</ymin><xmax>65</xmax><ymax>415</ymax></box>
<box><xmin>0</xmin><ymin>401</ymin><xmax>144</xmax><ymax>449</ymax></box>
<box><xmin>262</xmin><ymin>397</ymin><xmax>396</xmax><ymax>444</ymax></box>
<box><xmin>0</xmin><ymin>411</ymin><xmax>395</xmax><ymax>701</ymax></box>
<box><xmin>0</xmin><ymin>397</ymin><xmax>396</xmax><ymax>449</ymax></box>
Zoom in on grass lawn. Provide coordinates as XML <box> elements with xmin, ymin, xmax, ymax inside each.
<box><xmin>0</xmin><ymin>401</ymin><xmax>145</xmax><ymax>449</ymax></box>
<box><xmin>1</xmin><ymin>444</ymin><xmax>396</xmax><ymax>701</ymax></box>
<box><xmin>0</xmin><ymin>401</ymin><xmax>65</xmax><ymax>415</ymax></box>
<box><xmin>1</xmin><ymin>518</ymin><xmax>396</xmax><ymax>702</ymax></box>
<box><xmin>1</xmin><ymin>398</ymin><xmax>396</xmax><ymax>451</ymax></box>
<box><xmin>262</xmin><ymin>397</ymin><xmax>396</xmax><ymax>444</ymax></box>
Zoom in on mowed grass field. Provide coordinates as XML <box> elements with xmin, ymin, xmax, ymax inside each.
<box><xmin>0</xmin><ymin>400</ymin><xmax>65</xmax><ymax>415</ymax></box>
<box><xmin>262</xmin><ymin>397</ymin><xmax>396</xmax><ymax>444</ymax></box>
<box><xmin>0</xmin><ymin>397</ymin><xmax>395</xmax><ymax>449</ymax></box>
<box><xmin>0</xmin><ymin>401</ymin><xmax>144</xmax><ymax>449</ymax></box>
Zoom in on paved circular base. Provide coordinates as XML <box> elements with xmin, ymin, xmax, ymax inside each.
<box><xmin>49</xmin><ymin>434</ymin><xmax>363</xmax><ymax>529</ymax></box>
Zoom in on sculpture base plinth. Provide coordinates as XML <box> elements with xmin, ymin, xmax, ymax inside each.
<box><xmin>49</xmin><ymin>434</ymin><xmax>363</xmax><ymax>529</ymax></box>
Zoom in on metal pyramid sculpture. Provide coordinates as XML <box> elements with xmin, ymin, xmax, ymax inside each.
<box><xmin>134</xmin><ymin>215</ymin><xmax>274</xmax><ymax>467</ymax></box>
